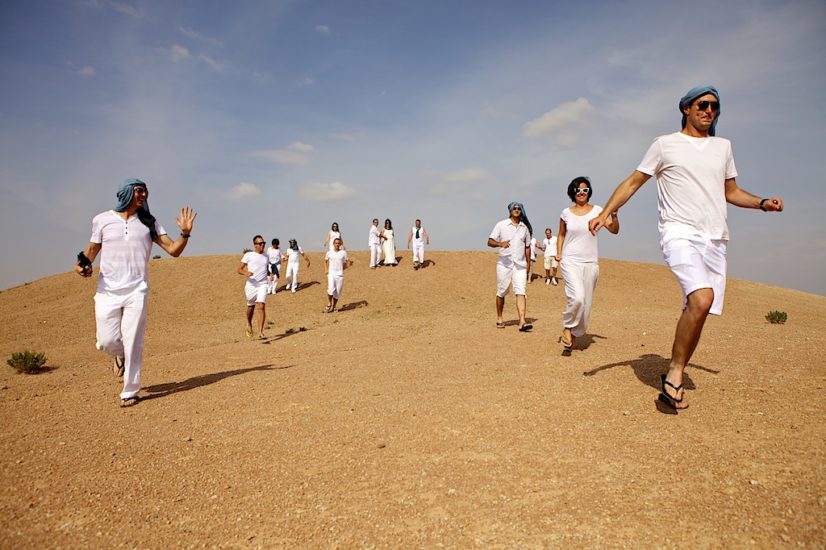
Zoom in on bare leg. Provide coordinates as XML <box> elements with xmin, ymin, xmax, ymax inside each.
<box><xmin>255</xmin><ymin>303</ymin><xmax>266</xmax><ymax>338</ymax></box>
<box><xmin>516</xmin><ymin>294</ymin><xmax>527</xmax><ymax>327</ymax></box>
<box><xmin>665</xmin><ymin>288</ymin><xmax>713</xmax><ymax>407</ymax></box>
<box><xmin>245</xmin><ymin>305</ymin><xmax>254</xmax><ymax>337</ymax></box>
<box><xmin>496</xmin><ymin>295</ymin><xmax>505</xmax><ymax>326</ymax></box>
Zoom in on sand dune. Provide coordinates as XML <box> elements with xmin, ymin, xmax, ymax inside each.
<box><xmin>1</xmin><ymin>251</ymin><xmax>824</xmax><ymax>547</ymax></box>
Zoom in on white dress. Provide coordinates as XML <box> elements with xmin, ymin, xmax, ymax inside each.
<box><xmin>382</xmin><ymin>229</ymin><xmax>397</xmax><ymax>264</ymax></box>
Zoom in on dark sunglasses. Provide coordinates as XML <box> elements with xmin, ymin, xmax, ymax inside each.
<box><xmin>695</xmin><ymin>100</ymin><xmax>719</xmax><ymax>112</ymax></box>
<box><xmin>576</xmin><ymin>187</ymin><xmax>590</xmax><ymax>194</ymax></box>
<box><xmin>254</xmin><ymin>241</ymin><xmax>265</xmax><ymax>245</ymax></box>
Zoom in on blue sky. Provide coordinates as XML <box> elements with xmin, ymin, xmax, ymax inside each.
<box><xmin>1</xmin><ymin>0</ymin><xmax>825</xmax><ymax>295</ymax></box>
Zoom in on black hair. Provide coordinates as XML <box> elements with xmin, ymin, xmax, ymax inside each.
<box><xmin>271</xmin><ymin>238</ymin><xmax>279</xmax><ymax>246</ymax></box>
<box><xmin>253</xmin><ymin>234</ymin><xmax>264</xmax><ymax>242</ymax></box>
<box><xmin>384</xmin><ymin>219</ymin><xmax>393</xmax><ymax>229</ymax></box>
<box><xmin>289</xmin><ymin>239</ymin><xmax>298</xmax><ymax>250</ymax></box>
<box><xmin>331</xmin><ymin>222</ymin><xmax>339</xmax><ymax>230</ymax></box>
<box><xmin>567</xmin><ymin>176</ymin><xmax>593</xmax><ymax>202</ymax></box>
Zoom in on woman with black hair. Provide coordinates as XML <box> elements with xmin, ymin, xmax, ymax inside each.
<box><xmin>380</xmin><ymin>219</ymin><xmax>397</xmax><ymax>266</ymax></box>
<box><xmin>555</xmin><ymin>177</ymin><xmax>619</xmax><ymax>353</ymax></box>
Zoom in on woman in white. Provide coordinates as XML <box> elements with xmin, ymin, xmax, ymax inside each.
<box><xmin>380</xmin><ymin>219</ymin><xmax>397</xmax><ymax>266</ymax></box>
<box><xmin>555</xmin><ymin>177</ymin><xmax>619</xmax><ymax>353</ymax></box>
<box><xmin>324</xmin><ymin>237</ymin><xmax>352</xmax><ymax>312</ymax></box>
<box><xmin>284</xmin><ymin>239</ymin><xmax>310</xmax><ymax>293</ymax></box>
<box><xmin>266</xmin><ymin>238</ymin><xmax>283</xmax><ymax>294</ymax></box>
<box><xmin>323</xmin><ymin>222</ymin><xmax>344</xmax><ymax>251</ymax></box>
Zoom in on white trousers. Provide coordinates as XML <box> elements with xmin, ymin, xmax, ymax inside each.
<box><xmin>285</xmin><ymin>262</ymin><xmax>300</xmax><ymax>289</ymax></box>
<box><xmin>94</xmin><ymin>289</ymin><xmax>148</xmax><ymax>399</ymax></box>
<box><xmin>560</xmin><ymin>260</ymin><xmax>599</xmax><ymax>338</ymax></box>
<box><xmin>327</xmin><ymin>273</ymin><xmax>344</xmax><ymax>299</ymax></box>
<box><xmin>412</xmin><ymin>243</ymin><xmax>424</xmax><ymax>264</ymax></box>
<box><xmin>369</xmin><ymin>243</ymin><xmax>382</xmax><ymax>267</ymax></box>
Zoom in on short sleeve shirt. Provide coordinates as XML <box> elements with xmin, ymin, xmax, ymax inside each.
<box><xmin>560</xmin><ymin>205</ymin><xmax>603</xmax><ymax>264</ymax></box>
<box><xmin>368</xmin><ymin>225</ymin><xmax>381</xmax><ymax>245</ymax></box>
<box><xmin>90</xmin><ymin>210</ymin><xmax>166</xmax><ymax>294</ymax></box>
<box><xmin>286</xmin><ymin>247</ymin><xmax>303</xmax><ymax>263</ymax></box>
<box><xmin>325</xmin><ymin>249</ymin><xmax>348</xmax><ymax>275</ymax></box>
<box><xmin>489</xmin><ymin>219</ymin><xmax>531</xmax><ymax>267</ymax></box>
<box><xmin>267</xmin><ymin>247</ymin><xmax>282</xmax><ymax>264</ymax></box>
<box><xmin>241</xmin><ymin>251</ymin><xmax>269</xmax><ymax>284</ymax></box>
<box><xmin>543</xmin><ymin>236</ymin><xmax>558</xmax><ymax>258</ymax></box>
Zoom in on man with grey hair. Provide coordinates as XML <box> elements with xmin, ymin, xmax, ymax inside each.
<box><xmin>590</xmin><ymin>85</ymin><xmax>783</xmax><ymax>411</ymax></box>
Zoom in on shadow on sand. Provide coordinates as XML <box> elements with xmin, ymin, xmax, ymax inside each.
<box><xmin>582</xmin><ymin>353</ymin><xmax>720</xmax><ymax>391</ymax></box>
<box><xmin>338</xmin><ymin>300</ymin><xmax>368</xmax><ymax>312</ymax></box>
<box><xmin>142</xmin><ymin>364</ymin><xmax>290</xmax><ymax>400</ymax></box>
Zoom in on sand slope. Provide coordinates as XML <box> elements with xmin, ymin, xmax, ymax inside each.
<box><xmin>1</xmin><ymin>251</ymin><xmax>824</xmax><ymax>547</ymax></box>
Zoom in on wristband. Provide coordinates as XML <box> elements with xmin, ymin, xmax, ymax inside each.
<box><xmin>759</xmin><ymin>198</ymin><xmax>769</xmax><ymax>212</ymax></box>
<box><xmin>181</xmin><ymin>233</ymin><xmax>191</xmax><ymax>239</ymax></box>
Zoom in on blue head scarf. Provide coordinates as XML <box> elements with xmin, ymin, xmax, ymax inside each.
<box><xmin>115</xmin><ymin>177</ymin><xmax>158</xmax><ymax>240</ymax></box>
<box><xmin>679</xmin><ymin>85</ymin><xmax>720</xmax><ymax>136</ymax></box>
<box><xmin>508</xmin><ymin>201</ymin><xmax>533</xmax><ymax>237</ymax></box>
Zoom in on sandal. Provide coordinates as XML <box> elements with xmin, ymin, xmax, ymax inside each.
<box><xmin>658</xmin><ymin>374</ymin><xmax>688</xmax><ymax>410</ymax></box>
<box><xmin>113</xmin><ymin>356</ymin><xmax>125</xmax><ymax>378</ymax></box>
<box><xmin>120</xmin><ymin>395</ymin><xmax>140</xmax><ymax>408</ymax></box>
<box><xmin>496</xmin><ymin>321</ymin><xmax>505</xmax><ymax>329</ymax></box>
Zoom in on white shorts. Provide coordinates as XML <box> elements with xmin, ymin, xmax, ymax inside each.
<box><xmin>245</xmin><ymin>282</ymin><xmax>268</xmax><ymax>306</ymax></box>
<box><xmin>496</xmin><ymin>262</ymin><xmax>527</xmax><ymax>297</ymax></box>
<box><xmin>327</xmin><ymin>273</ymin><xmax>344</xmax><ymax>299</ymax></box>
<box><xmin>662</xmin><ymin>236</ymin><xmax>727</xmax><ymax>315</ymax></box>
<box><xmin>543</xmin><ymin>256</ymin><xmax>559</xmax><ymax>270</ymax></box>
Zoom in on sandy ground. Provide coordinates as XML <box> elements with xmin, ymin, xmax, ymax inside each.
<box><xmin>0</xmin><ymin>250</ymin><xmax>824</xmax><ymax>548</ymax></box>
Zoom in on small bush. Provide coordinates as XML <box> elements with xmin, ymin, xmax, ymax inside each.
<box><xmin>765</xmin><ymin>310</ymin><xmax>788</xmax><ymax>324</ymax></box>
<box><xmin>152</xmin><ymin>255</ymin><xmax>161</xmax><ymax>260</ymax></box>
<box><xmin>242</xmin><ymin>248</ymin><xmax>252</xmax><ymax>253</ymax></box>
<box><xmin>7</xmin><ymin>351</ymin><xmax>48</xmax><ymax>374</ymax></box>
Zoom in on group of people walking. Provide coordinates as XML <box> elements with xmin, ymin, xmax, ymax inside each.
<box><xmin>77</xmin><ymin>85</ymin><xmax>783</xmax><ymax>412</ymax></box>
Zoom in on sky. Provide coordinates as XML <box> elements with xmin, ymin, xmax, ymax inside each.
<box><xmin>1</xmin><ymin>0</ymin><xmax>825</xmax><ymax>295</ymax></box>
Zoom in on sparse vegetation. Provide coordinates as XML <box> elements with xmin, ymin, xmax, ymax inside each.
<box><xmin>765</xmin><ymin>310</ymin><xmax>788</xmax><ymax>324</ymax></box>
<box><xmin>242</xmin><ymin>248</ymin><xmax>252</xmax><ymax>253</ymax></box>
<box><xmin>7</xmin><ymin>351</ymin><xmax>47</xmax><ymax>374</ymax></box>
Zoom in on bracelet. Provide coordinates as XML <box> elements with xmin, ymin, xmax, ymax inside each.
<box><xmin>759</xmin><ymin>198</ymin><xmax>769</xmax><ymax>212</ymax></box>
<box><xmin>181</xmin><ymin>233</ymin><xmax>191</xmax><ymax>239</ymax></box>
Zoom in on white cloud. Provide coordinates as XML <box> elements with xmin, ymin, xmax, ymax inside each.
<box><xmin>250</xmin><ymin>142</ymin><xmax>315</xmax><ymax>166</ymax></box>
<box><xmin>521</xmin><ymin>97</ymin><xmax>596</xmax><ymax>138</ymax></box>
<box><xmin>315</xmin><ymin>25</ymin><xmax>331</xmax><ymax>35</ymax></box>
<box><xmin>109</xmin><ymin>1</ymin><xmax>140</xmax><ymax>18</ymax></box>
<box><xmin>157</xmin><ymin>44</ymin><xmax>190</xmax><ymax>63</ymax></box>
<box><xmin>179</xmin><ymin>26</ymin><xmax>223</xmax><ymax>47</ymax></box>
<box><xmin>431</xmin><ymin>167</ymin><xmax>495</xmax><ymax>195</ymax></box>
<box><xmin>228</xmin><ymin>182</ymin><xmax>261</xmax><ymax>199</ymax></box>
<box><xmin>443</xmin><ymin>167</ymin><xmax>493</xmax><ymax>183</ymax></box>
<box><xmin>198</xmin><ymin>54</ymin><xmax>225</xmax><ymax>72</ymax></box>
<box><xmin>78</xmin><ymin>66</ymin><xmax>96</xmax><ymax>77</ymax></box>
<box><xmin>296</xmin><ymin>76</ymin><xmax>315</xmax><ymax>87</ymax></box>
<box><xmin>299</xmin><ymin>181</ymin><xmax>356</xmax><ymax>202</ymax></box>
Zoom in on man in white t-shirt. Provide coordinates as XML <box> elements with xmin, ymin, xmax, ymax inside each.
<box><xmin>487</xmin><ymin>201</ymin><xmax>533</xmax><ymax>332</ymax></box>
<box><xmin>368</xmin><ymin>219</ymin><xmax>382</xmax><ymax>269</ymax></box>
<box><xmin>76</xmin><ymin>178</ymin><xmax>196</xmax><ymax>408</ymax></box>
<box><xmin>590</xmin><ymin>85</ymin><xmax>783</xmax><ymax>411</ymax></box>
<box><xmin>324</xmin><ymin>238</ymin><xmax>352</xmax><ymax>312</ymax></box>
<box><xmin>237</xmin><ymin>235</ymin><xmax>269</xmax><ymax>340</ymax></box>
<box><xmin>535</xmin><ymin>227</ymin><xmax>559</xmax><ymax>285</ymax></box>
<box><xmin>406</xmin><ymin>219</ymin><xmax>430</xmax><ymax>270</ymax></box>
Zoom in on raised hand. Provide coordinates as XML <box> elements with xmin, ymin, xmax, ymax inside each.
<box><xmin>176</xmin><ymin>206</ymin><xmax>197</xmax><ymax>234</ymax></box>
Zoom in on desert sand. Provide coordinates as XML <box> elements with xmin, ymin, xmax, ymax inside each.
<box><xmin>1</xmin><ymin>251</ymin><xmax>824</xmax><ymax>548</ymax></box>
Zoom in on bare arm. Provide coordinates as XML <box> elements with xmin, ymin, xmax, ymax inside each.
<box><xmin>324</xmin><ymin>257</ymin><xmax>329</xmax><ymax>274</ymax></box>
<box><xmin>589</xmin><ymin>170</ymin><xmax>650</xmax><ymax>235</ymax></box>
<box><xmin>603</xmin><ymin>210</ymin><xmax>620</xmax><ymax>235</ymax></box>
<box><xmin>487</xmin><ymin>237</ymin><xmax>509</xmax><ymax>249</ymax></box>
<box><xmin>555</xmin><ymin>219</ymin><xmax>566</xmax><ymax>261</ymax></box>
<box><xmin>407</xmin><ymin>230</ymin><xmax>413</xmax><ymax>249</ymax></box>
<box><xmin>423</xmin><ymin>229</ymin><xmax>430</xmax><ymax>245</ymax></box>
<box><xmin>237</xmin><ymin>262</ymin><xmax>251</xmax><ymax>277</ymax></box>
<box><xmin>724</xmin><ymin>178</ymin><xmax>784</xmax><ymax>212</ymax></box>
<box><xmin>303</xmin><ymin>252</ymin><xmax>311</xmax><ymax>267</ymax></box>
<box><xmin>75</xmin><ymin>242</ymin><xmax>102</xmax><ymax>277</ymax></box>
<box><xmin>155</xmin><ymin>206</ymin><xmax>197</xmax><ymax>257</ymax></box>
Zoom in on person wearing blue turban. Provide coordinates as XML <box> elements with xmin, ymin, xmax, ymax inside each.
<box><xmin>75</xmin><ymin>178</ymin><xmax>197</xmax><ymax>407</ymax></box>
<box><xmin>589</xmin><ymin>85</ymin><xmax>784</xmax><ymax>412</ymax></box>
<box><xmin>487</xmin><ymin>201</ymin><xmax>534</xmax><ymax>332</ymax></box>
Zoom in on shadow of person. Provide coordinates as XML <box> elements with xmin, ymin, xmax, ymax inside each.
<box><xmin>420</xmin><ymin>259</ymin><xmax>435</xmax><ymax>268</ymax></box>
<box><xmin>338</xmin><ymin>300</ymin><xmax>368</xmax><ymax>312</ymax></box>
<box><xmin>142</xmin><ymin>364</ymin><xmax>287</xmax><ymax>400</ymax></box>
<box><xmin>575</xmin><ymin>333</ymin><xmax>606</xmax><ymax>351</ymax></box>
<box><xmin>582</xmin><ymin>353</ymin><xmax>719</xmax><ymax>391</ymax></box>
<box><xmin>295</xmin><ymin>281</ymin><xmax>319</xmax><ymax>291</ymax></box>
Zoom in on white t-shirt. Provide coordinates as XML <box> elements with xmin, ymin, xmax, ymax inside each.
<box><xmin>286</xmin><ymin>246</ymin><xmax>303</xmax><ymax>264</ymax></box>
<box><xmin>530</xmin><ymin>237</ymin><xmax>539</xmax><ymax>261</ymax></box>
<box><xmin>560</xmin><ymin>205</ymin><xmax>603</xmax><ymax>264</ymax></box>
<box><xmin>325</xmin><ymin>249</ymin><xmax>348</xmax><ymax>275</ymax></box>
<box><xmin>327</xmin><ymin>230</ymin><xmax>341</xmax><ymax>250</ymax></box>
<box><xmin>241</xmin><ymin>251</ymin><xmax>269</xmax><ymax>285</ymax></box>
<box><xmin>368</xmin><ymin>225</ymin><xmax>381</xmax><ymax>245</ymax></box>
<box><xmin>90</xmin><ymin>210</ymin><xmax>166</xmax><ymax>294</ymax></box>
<box><xmin>489</xmin><ymin>219</ymin><xmax>531</xmax><ymax>267</ymax></box>
<box><xmin>637</xmin><ymin>132</ymin><xmax>737</xmax><ymax>241</ymax></box>
<box><xmin>267</xmin><ymin>246</ymin><xmax>282</xmax><ymax>264</ymax></box>
<box><xmin>543</xmin><ymin>236</ymin><xmax>558</xmax><ymax>258</ymax></box>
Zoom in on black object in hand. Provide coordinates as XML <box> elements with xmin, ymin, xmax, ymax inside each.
<box><xmin>77</xmin><ymin>252</ymin><xmax>92</xmax><ymax>267</ymax></box>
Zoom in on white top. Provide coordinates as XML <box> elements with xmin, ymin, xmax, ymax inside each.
<box><xmin>241</xmin><ymin>251</ymin><xmax>269</xmax><ymax>284</ymax></box>
<box><xmin>266</xmin><ymin>246</ymin><xmax>282</xmax><ymax>264</ymax></box>
<box><xmin>368</xmin><ymin>225</ymin><xmax>381</xmax><ymax>245</ymax></box>
<box><xmin>411</xmin><ymin>226</ymin><xmax>425</xmax><ymax>245</ymax></box>
<box><xmin>286</xmin><ymin>246</ymin><xmax>304</xmax><ymax>264</ymax></box>
<box><xmin>325</xmin><ymin>249</ymin><xmax>348</xmax><ymax>275</ymax></box>
<box><xmin>560</xmin><ymin>205</ymin><xmax>603</xmax><ymax>264</ymax></box>
<box><xmin>327</xmin><ymin>230</ymin><xmax>341</xmax><ymax>250</ymax></box>
<box><xmin>543</xmin><ymin>236</ymin><xmax>558</xmax><ymax>258</ymax></box>
<box><xmin>637</xmin><ymin>132</ymin><xmax>737</xmax><ymax>241</ymax></box>
<box><xmin>90</xmin><ymin>210</ymin><xmax>166</xmax><ymax>294</ymax></box>
<box><xmin>489</xmin><ymin>218</ymin><xmax>531</xmax><ymax>267</ymax></box>
<box><xmin>530</xmin><ymin>237</ymin><xmax>538</xmax><ymax>261</ymax></box>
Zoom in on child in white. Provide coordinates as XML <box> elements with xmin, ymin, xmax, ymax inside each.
<box><xmin>324</xmin><ymin>238</ymin><xmax>350</xmax><ymax>312</ymax></box>
<box><xmin>266</xmin><ymin>239</ymin><xmax>283</xmax><ymax>294</ymax></box>
<box><xmin>284</xmin><ymin>239</ymin><xmax>310</xmax><ymax>292</ymax></box>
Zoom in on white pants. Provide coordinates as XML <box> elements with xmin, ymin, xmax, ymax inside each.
<box><xmin>560</xmin><ymin>260</ymin><xmax>599</xmax><ymax>337</ymax></box>
<box><xmin>369</xmin><ymin>243</ymin><xmax>382</xmax><ymax>267</ymax></box>
<box><xmin>327</xmin><ymin>273</ymin><xmax>344</xmax><ymax>299</ymax></box>
<box><xmin>285</xmin><ymin>262</ymin><xmax>300</xmax><ymax>289</ymax></box>
<box><xmin>496</xmin><ymin>262</ymin><xmax>527</xmax><ymax>297</ymax></box>
<box><xmin>412</xmin><ymin>243</ymin><xmax>424</xmax><ymax>264</ymax></box>
<box><xmin>94</xmin><ymin>289</ymin><xmax>148</xmax><ymax>399</ymax></box>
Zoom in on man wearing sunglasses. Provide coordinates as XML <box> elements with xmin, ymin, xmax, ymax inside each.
<box><xmin>238</xmin><ymin>235</ymin><xmax>270</xmax><ymax>341</ymax></box>
<box><xmin>589</xmin><ymin>85</ymin><xmax>783</xmax><ymax>411</ymax></box>
<box><xmin>488</xmin><ymin>201</ymin><xmax>534</xmax><ymax>331</ymax></box>
<box><xmin>76</xmin><ymin>178</ymin><xmax>196</xmax><ymax>408</ymax></box>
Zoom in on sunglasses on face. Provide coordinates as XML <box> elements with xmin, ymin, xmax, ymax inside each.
<box><xmin>695</xmin><ymin>100</ymin><xmax>719</xmax><ymax>112</ymax></box>
<box><xmin>254</xmin><ymin>242</ymin><xmax>265</xmax><ymax>246</ymax></box>
<box><xmin>576</xmin><ymin>188</ymin><xmax>590</xmax><ymax>194</ymax></box>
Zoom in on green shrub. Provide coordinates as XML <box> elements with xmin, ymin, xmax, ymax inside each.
<box><xmin>7</xmin><ymin>351</ymin><xmax>48</xmax><ymax>374</ymax></box>
<box><xmin>242</xmin><ymin>248</ymin><xmax>252</xmax><ymax>253</ymax></box>
<box><xmin>765</xmin><ymin>310</ymin><xmax>788</xmax><ymax>324</ymax></box>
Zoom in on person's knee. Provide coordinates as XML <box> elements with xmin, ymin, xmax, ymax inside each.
<box><xmin>688</xmin><ymin>288</ymin><xmax>713</xmax><ymax>314</ymax></box>
<box><xmin>96</xmin><ymin>333</ymin><xmax>121</xmax><ymax>354</ymax></box>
